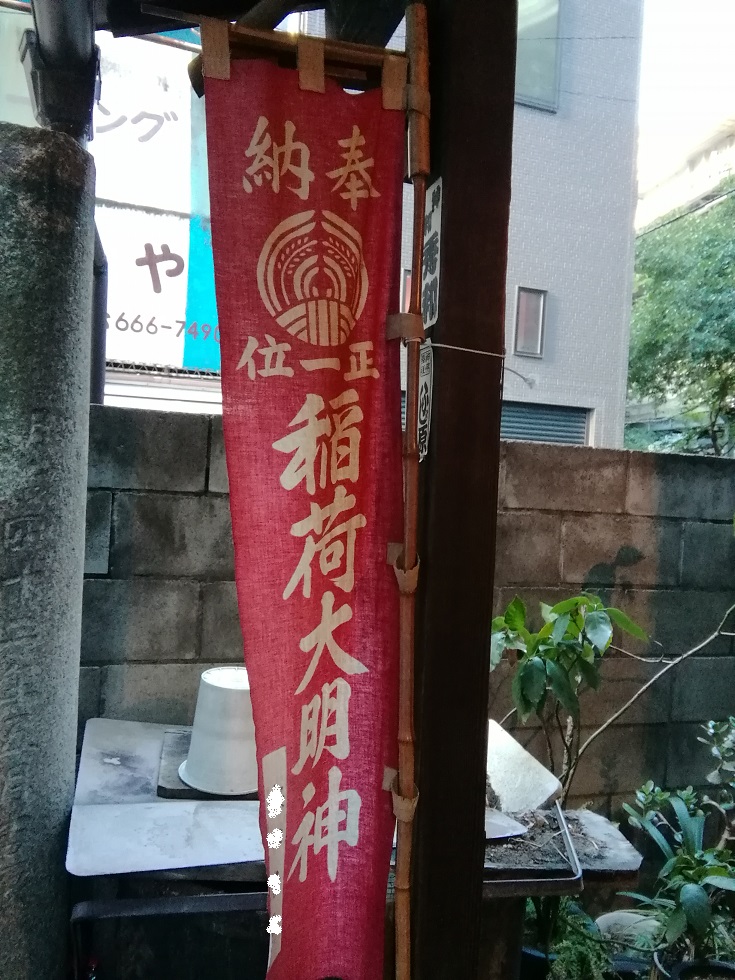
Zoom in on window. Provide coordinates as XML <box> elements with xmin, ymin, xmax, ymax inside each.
<box><xmin>515</xmin><ymin>0</ymin><xmax>561</xmax><ymax>110</ymax></box>
<box><xmin>514</xmin><ymin>287</ymin><xmax>546</xmax><ymax>357</ymax></box>
<box><xmin>501</xmin><ymin>402</ymin><xmax>589</xmax><ymax>445</ymax></box>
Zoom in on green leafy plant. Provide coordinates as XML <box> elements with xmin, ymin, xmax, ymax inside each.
<box><xmin>623</xmin><ymin>784</ymin><xmax>735</xmax><ymax>964</ymax></box>
<box><xmin>491</xmin><ymin>593</ymin><xmax>647</xmax><ymax>801</ymax></box>
<box><xmin>699</xmin><ymin>717</ymin><xmax>735</xmax><ymax>849</ymax></box>
<box><xmin>524</xmin><ymin>898</ymin><xmax>612</xmax><ymax>980</ymax></box>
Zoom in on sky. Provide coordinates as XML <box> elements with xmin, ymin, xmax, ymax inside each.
<box><xmin>638</xmin><ymin>0</ymin><xmax>735</xmax><ymax>190</ymax></box>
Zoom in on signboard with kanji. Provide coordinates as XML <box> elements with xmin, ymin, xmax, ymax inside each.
<box><xmin>422</xmin><ymin>177</ymin><xmax>442</xmax><ymax>330</ymax></box>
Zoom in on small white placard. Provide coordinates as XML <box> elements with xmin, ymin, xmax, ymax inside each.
<box><xmin>417</xmin><ymin>341</ymin><xmax>433</xmax><ymax>462</ymax></box>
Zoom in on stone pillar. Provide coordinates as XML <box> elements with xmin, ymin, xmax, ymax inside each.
<box><xmin>0</xmin><ymin>122</ymin><xmax>94</xmax><ymax>979</ymax></box>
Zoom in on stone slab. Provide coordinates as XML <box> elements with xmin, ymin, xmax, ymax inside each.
<box><xmin>671</xmin><ymin>657</ymin><xmax>735</xmax><ymax>723</ymax></box>
<box><xmin>494</xmin><ymin>511</ymin><xmax>561</xmax><ymax>586</ymax></box>
<box><xmin>680</xmin><ymin>522</ymin><xmax>735</xmax><ymax>590</ymax></box>
<box><xmin>111</xmin><ymin>492</ymin><xmax>235</xmax><ymax>578</ymax></box>
<box><xmin>89</xmin><ymin>405</ymin><xmax>208</xmax><ymax>492</ymax></box>
<box><xmin>81</xmin><ymin>579</ymin><xmax>200</xmax><ymax>664</ymax></box>
<box><xmin>486</xmin><ymin>720</ymin><xmax>562</xmax><ymax>812</ymax></box>
<box><xmin>99</xmin><ymin>663</ymin><xmax>228</xmax><ymax>725</ymax></box>
<box><xmin>561</xmin><ymin>514</ymin><xmax>680</xmax><ymax>587</ymax></box>
<box><xmin>627</xmin><ymin>452</ymin><xmax>735</xmax><ymax>522</ymax></box>
<box><xmin>208</xmin><ymin>417</ymin><xmax>229</xmax><ymax>494</ymax></box>
<box><xmin>84</xmin><ymin>490</ymin><xmax>111</xmax><ymax>575</ymax></box>
<box><xmin>501</xmin><ymin>441</ymin><xmax>628</xmax><ymax>514</ymax></box>
<box><xmin>200</xmin><ymin>581</ymin><xmax>243</xmax><ymax>662</ymax></box>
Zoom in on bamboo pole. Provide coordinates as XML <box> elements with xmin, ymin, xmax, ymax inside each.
<box><xmin>394</xmin><ymin>6</ymin><xmax>430</xmax><ymax>980</ymax></box>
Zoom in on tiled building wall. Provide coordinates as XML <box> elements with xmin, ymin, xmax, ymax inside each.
<box><xmin>81</xmin><ymin>407</ymin><xmax>735</xmax><ymax>809</ymax></box>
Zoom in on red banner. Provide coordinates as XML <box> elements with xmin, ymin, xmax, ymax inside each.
<box><xmin>205</xmin><ymin>58</ymin><xmax>404</xmax><ymax>979</ymax></box>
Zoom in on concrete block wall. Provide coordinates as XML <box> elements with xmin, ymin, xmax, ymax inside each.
<box><xmin>492</xmin><ymin>440</ymin><xmax>735</xmax><ymax>814</ymax></box>
<box><xmin>81</xmin><ymin>407</ymin><xmax>735</xmax><ymax>809</ymax></box>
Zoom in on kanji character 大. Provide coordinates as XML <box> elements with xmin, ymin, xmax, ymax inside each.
<box><xmin>292</xmin><ymin>677</ymin><xmax>351</xmax><ymax>775</ymax></box>
<box><xmin>327</xmin><ymin>125</ymin><xmax>380</xmax><ymax>211</ymax></box>
<box><xmin>283</xmin><ymin>485</ymin><xmax>366</xmax><ymax>600</ymax></box>
<box><xmin>135</xmin><ymin>243</ymin><xmax>184</xmax><ymax>294</ymax></box>
<box><xmin>242</xmin><ymin>116</ymin><xmax>314</xmax><ymax>201</ymax></box>
<box><xmin>295</xmin><ymin>591</ymin><xmax>367</xmax><ymax>695</ymax></box>
<box><xmin>288</xmin><ymin>766</ymin><xmax>361</xmax><ymax>882</ymax></box>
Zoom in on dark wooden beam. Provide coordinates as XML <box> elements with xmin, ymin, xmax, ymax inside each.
<box><xmin>324</xmin><ymin>0</ymin><xmax>405</xmax><ymax>45</ymax></box>
<box><xmin>412</xmin><ymin>0</ymin><xmax>517</xmax><ymax>977</ymax></box>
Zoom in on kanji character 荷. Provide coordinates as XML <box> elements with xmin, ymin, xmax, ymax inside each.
<box><xmin>135</xmin><ymin>243</ymin><xmax>184</xmax><ymax>294</ymax></box>
<box><xmin>295</xmin><ymin>591</ymin><xmax>367</xmax><ymax>695</ymax></box>
<box><xmin>327</xmin><ymin>125</ymin><xmax>380</xmax><ymax>211</ymax></box>
<box><xmin>243</xmin><ymin>116</ymin><xmax>314</xmax><ymax>201</ymax></box>
<box><xmin>288</xmin><ymin>766</ymin><xmax>361</xmax><ymax>882</ymax></box>
<box><xmin>292</xmin><ymin>677</ymin><xmax>351</xmax><ymax>775</ymax></box>
<box><xmin>283</xmin><ymin>485</ymin><xmax>366</xmax><ymax>600</ymax></box>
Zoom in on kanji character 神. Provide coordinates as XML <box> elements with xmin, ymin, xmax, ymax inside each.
<box><xmin>288</xmin><ymin>766</ymin><xmax>361</xmax><ymax>882</ymax></box>
<box><xmin>236</xmin><ymin>334</ymin><xmax>294</xmax><ymax>379</ymax></box>
<box><xmin>135</xmin><ymin>243</ymin><xmax>184</xmax><ymax>294</ymax></box>
<box><xmin>344</xmin><ymin>341</ymin><xmax>379</xmax><ymax>381</ymax></box>
<box><xmin>242</xmin><ymin>116</ymin><xmax>314</xmax><ymax>201</ymax></box>
<box><xmin>295</xmin><ymin>591</ymin><xmax>367</xmax><ymax>695</ymax></box>
<box><xmin>283</xmin><ymin>485</ymin><xmax>366</xmax><ymax>600</ymax></box>
<box><xmin>292</xmin><ymin>677</ymin><xmax>351</xmax><ymax>775</ymax></box>
<box><xmin>130</xmin><ymin>110</ymin><xmax>178</xmax><ymax>143</ymax></box>
<box><xmin>272</xmin><ymin>389</ymin><xmax>362</xmax><ymax>496</ymax></box>
<box><xmin>327</xmin><ymin>125</ymin><xmax>380</xmax><ymax>211</ymax></box>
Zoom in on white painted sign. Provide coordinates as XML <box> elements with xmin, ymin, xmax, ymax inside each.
<box><xmin>417</xmin><ymin>340</ymin><xmax>433</xmax><ymax>461</ymax></box>
<box><xmin>422</xmin><ymin>177</ymin><xmax>442</xmax><ymax>330</ymax></box>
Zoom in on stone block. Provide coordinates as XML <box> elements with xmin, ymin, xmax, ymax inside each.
<box><xmin>89</xmin><ymin>405</ymin><xmax>208</xmax><ymax>492</ymax></box>
<box><xmin>680</xmin><ymin>522</ymin><xmax>735</xmax><ymax>590</ymax></box>
<box><xmin>671</xmin><ymin>657</ymin><xmax>735</xmax><ymax>723</ymax></box>
<box><xmin>201</xmin><ymin>582</ymin><xmax>243</xmax><ymax>662</ymax></box>
<box><xmin>561</xmin><ymin>515</ymin><xmax>680</xmax><ymax>587</ymax></box>
<box><xmin>81</xmin><ymin>579</ymin><xmax>199</xmax><ymax>663</ymax></box>
<box><xmin>666</xmin><ymin>723</ymin><xmax>717</xmax><ymax>788</ymax></box>
<box><xmin>510</xmin><ymin>724</ymin><xmax>666</xmax><ymax>797</ymax></box>
<box><xmin>78</xmin><ymin>667</ymin><xmax>101</xmax><ymax>727</ymax></box>
<box><xmin>494</xmin><ymin>511</ymin><xmax>561</xmax><ymax>586</ymax></box>
<box><xmin>208</xmin><ymin>417</ymin><xmax>229</xmax><ymax>494</ymax></box>
<box><xmin>85</xmin><ymin>490</ymin><xmax>111</xmax><ymax>575</ymax></box>
<box><xmin>100</xmin><ymin>663</ymin><xmax>228</xmax><ymax>725</ymax></box>
<box><xmin>111</xmin><ymin>493</ymin><xmax>235</xmax><ymax>578</ymax></box>
<box><xmin>609</xmin><ymin>589</ymin><xmax>734</xmax><ymax>659</ymax></box>
<box><xmin>500</xmin><ymin>441</ymin><xmax>628</xmax><ymax>514</ymax></box>
<box><xmin>627</xmin><ymin>452</ymin><xmax>735</xmax><ymax>522</ymax></box>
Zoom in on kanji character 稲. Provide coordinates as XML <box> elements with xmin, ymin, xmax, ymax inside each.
<box><xmin>423</xmin><ymin>231</ymin><xmax>439</xmax><ymax>279</ymax></box>
<box><xmin>130</xmin><ymin>110</ymin><xmax>178</xmax><ymax>143</ymax></box>
<box><xmin>288</xmin><ymin>766</ymin><xmax>361</xmax><ymax>883</ymax></box>
<box><xmin>272</xmin><ymin>394</ymin><xmax>331</xmax><ymax>496</ymax></box>
<box><xmin>283</xmin><ymin>485</ymin><xmax>366</xmax><ymax>600</ymax></box>
<box><xmin>328</xmin><ymin>389</ymin><xmax>363</xmax><ymax>484</ymax></box>
<box><xmin>135</xmin><ymin>243</ymin><xmax>185</xmax><ymax>294</ymax></box>
<box><xmin>344</xmin><ymin>341</ymin><xmax>379</xmax><ymax>381</ymax></box>
<box><xmin>292</xmin><ymin>677</ymin><xmax>351</xmax><ymax>775</ymax></box>
<box><xmin>422</xmin><ymin>277</ymin><xmax>438</xmax><ymax>323</ymax></box>
<box><xmin>295</xmin><ymin>591</ymin><xmax>367</xmax><ymax>695</ymax></box>
<box><xmin>96</xmin><ymin>103</ymin><xmax>127</xmax><ymax>134</ymax></box>
<box><xmin>242</xmin><ymin>116</ymin><xmax>314</xmax><ymax>201</ymax></box>
<box><xmin>327</xmin><ymin>125</ymin><xmax>380</xmax><ymax>211</ymax></box>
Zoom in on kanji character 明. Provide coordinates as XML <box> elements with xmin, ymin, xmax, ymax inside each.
<box><xmin>344</xmin><ymin>341</ymin><xmax>379</xmax><ymax>381</ymax></box>
<box><xmin>292</xmin><ymin>677</ymin><xmax>351</xmax><ymax>775</ymax></box>
<box><xmin>423</xmin><ymin>231</ymin><xmax>440</xmax><ymax>279</ymax></box>
<box><xmin>288</xmin><ymin>766</ymin><xmax>361</xmax><ymax>883</ymax></box>
<box><xmin>283</xmin><ymin>485</ymin><xmax>366</xmax><ymax>600</ymax></box>
<box><xmin>135</xmin><ymin>243</ymin><xmax>184</xmax><ymax>294</ymax></box>
<box><xmin>130</xmin><ymin>110</ymin><xmax>178</xmax><ymax>143</ymax></box>
<box><xmin>96</xmin><ymin>104</ymin><xmax>126</xmax><ymax>134</ymax></box>
<box><xmin>295</xmin><ymin>591</ymin><xmax>367</xmax><ymax>696</ymax></box>
<box><xmin>272</xmin><ymin>389</ymin><xmax>362</xmax><ymax>495</ymax></box>
<box><xmin>327</xmin><ymin>125</ymin><xmax>380</xmax><ymax>211</ymax></box>
<box><xmin>243</xmin><ymin>116</ymin><xmax>314</xmax><ymax>201</ymax></box>
<box><xmin>236</xmin><ymin>334</ymin><xmax>294</xmax><ymax>379</ymax></box>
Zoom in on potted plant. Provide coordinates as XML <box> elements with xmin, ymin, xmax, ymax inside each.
<box><xmin>622</xmin><ymin>783</ymin><xmax>735</xmax><ymax>979</ymax></box>
<box><xmin>491</xmin><ymin>593</ymin><xmax>648</xmax><ymax>978</ymax></box>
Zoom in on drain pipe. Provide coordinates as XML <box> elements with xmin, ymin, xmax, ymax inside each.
<box><xmin>91</xmin><ymin>227</ymin><xmax>108</xmax><ymax>405</ymax></box>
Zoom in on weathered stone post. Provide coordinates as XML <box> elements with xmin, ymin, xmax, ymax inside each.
<box><xmin>0</xmin><ymin>122</ymin><xmax>94</xmax><ymax>978</ymax></box>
